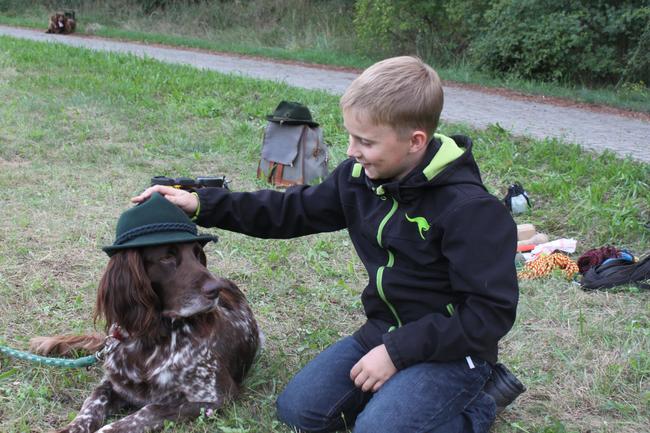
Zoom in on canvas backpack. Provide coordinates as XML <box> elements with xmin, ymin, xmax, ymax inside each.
<box><xmin>257</xmin><ymin>101</ymin><xmax>329</xmax><ymax>187</ymax></box>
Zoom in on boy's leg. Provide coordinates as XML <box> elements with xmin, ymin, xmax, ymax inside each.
<box><xmin>276</xmin><ymin>336</ymin><xmax>371</xmax><ymax>432</ymax></box>
<box><xmin>427</xmin><ymin>391</ymin><xmax>497</xmax><ymax>433</ymax></box>
<box><xmin>353</xmin><ymin>357</ymin><xmax>494</xmax><ymax>433</ymax></box>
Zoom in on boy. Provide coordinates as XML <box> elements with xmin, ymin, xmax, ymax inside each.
<box><xmin>133</xmin><ymin>56</ymin><xmax>523</xmax><ymax>432</ymax></box>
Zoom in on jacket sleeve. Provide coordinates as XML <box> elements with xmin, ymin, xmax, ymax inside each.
<box><xmin>383</xmin><ymin>196</ymin><xmax>519</xmax><ymax>368</ymax></box>
<box><xmin>194</xmin><ymin>163</ymin><xmax>348</xmax><ymax>238</ymax></box>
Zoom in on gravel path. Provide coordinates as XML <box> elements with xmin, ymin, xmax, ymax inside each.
<box><xmin>1</xmin><ymin>25</ymin><xmax>648</xmax><ymax>163</ymax></box>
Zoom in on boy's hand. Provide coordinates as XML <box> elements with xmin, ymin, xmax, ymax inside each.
<box><xmin>131</xmin><ymin>185</ymin><xmax>199</xmax><ymax>216</ymax></box>
<box><xmin>350</xmin><ymin>344</ymin><xmax>397</xmax><ymax>392</ymax></box>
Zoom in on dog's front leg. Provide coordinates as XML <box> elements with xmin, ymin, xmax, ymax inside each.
<box><xmin>54</xmin><ymin>380</ymin><xmax>124</xmax><ymax>433</ymax></box>
<box><xmin>95</xmin><ymin>401</ymin><xmax>222</xmax><ymax>433</ymax></box>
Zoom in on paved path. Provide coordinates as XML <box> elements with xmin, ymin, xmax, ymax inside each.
<box><xmin>1</xmin><ymin>25</ymin><xmax>648</xmax><ymax>163</ymax></box>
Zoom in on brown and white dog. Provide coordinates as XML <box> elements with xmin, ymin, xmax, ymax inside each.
<box><xmin>46</xmin><ymin>11</ymin><xmax>76</xmax><ymax>34</ymax></box>
<box><xmin>31</xmin><ymin>241</ymin><xmax>261</xmax><ymax>433</ymax></box>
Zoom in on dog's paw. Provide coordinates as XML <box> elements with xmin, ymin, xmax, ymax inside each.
<box><xmin>52</xmin><ymin>426</ymin><xmax>87</xmax><ymax>433</ymax></box>
<box><xmin>48</xmin><ymin>419</ymin><xmax>91</xmax><ymax>433</ymax></box>
<box><xmin>96</xmin><ymin>423</ymin><xmax>132</xmax><ymax>432</ymax></box>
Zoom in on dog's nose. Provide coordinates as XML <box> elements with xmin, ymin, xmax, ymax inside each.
<box><xmin>201</xmin><ymin>279</ymin><xmax>223</xmax><ymax>299</ymax></box>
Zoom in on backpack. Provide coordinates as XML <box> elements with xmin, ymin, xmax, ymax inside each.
<box><xmin>257</xmin><ymin>101</ymin><xmax>328</xmax><ymax>187</ymax></box>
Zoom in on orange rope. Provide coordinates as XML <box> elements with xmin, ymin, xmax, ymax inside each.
<box><xmin>518</xmin><ymin>253</ymin><xmax>579</xmax><ymax>280</ymax></box>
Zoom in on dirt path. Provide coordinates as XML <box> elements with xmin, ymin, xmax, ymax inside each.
<box><xmin>1</xmin><ymin>25</ymin><xmax>648</xmax><ymax>163</ymax></box>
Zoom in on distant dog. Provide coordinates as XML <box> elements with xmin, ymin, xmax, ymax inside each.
<box><xmin>46</xmin><ymin>11</ymin><xmax>76</xmax><ymax>34</ymax></box>
<box><xmin>31</xmin><ymin>241</ymin><xmax>261</xmax><ymax>433</ymax></box>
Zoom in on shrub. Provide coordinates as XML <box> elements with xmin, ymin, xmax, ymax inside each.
<box><xmin>471</xmin><ymin>0</ymin><xmax>650</xmax><ymax>85</ymax></box>
<box><xmin>353</xmin><ymin>0</ymin><xmax>489</xmax><ymax>64</ymax></box>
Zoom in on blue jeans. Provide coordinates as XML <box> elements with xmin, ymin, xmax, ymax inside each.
<box><xmin>276</xmin><ymin>336</ymin><xmax>495</xmax><ymax>433</ymax></box>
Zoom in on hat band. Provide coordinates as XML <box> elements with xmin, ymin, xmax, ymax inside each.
<box><xmin>114</xmin><ymin>222</ymin><xmax>197</xmax><ymax>246</ymax></box>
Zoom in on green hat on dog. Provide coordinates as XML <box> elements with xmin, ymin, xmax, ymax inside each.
<box><xmin>102</xmin><ymin>192</ymin><xmax>218</xmax><ymax>257</ymax></box>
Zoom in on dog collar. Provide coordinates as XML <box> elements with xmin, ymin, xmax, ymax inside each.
<box><xmin>109</xmin><ymin>324</ymin><xmax>128</xmax><ymax>340</ymax></box>
<box><xmin>96</xmin><ymin>324</ymin><xmax>127</xmax><ymax>361</ymax></box>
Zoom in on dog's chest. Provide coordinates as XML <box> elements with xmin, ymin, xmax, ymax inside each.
<box><xmin>104</xmin><ymin>328</ymin><xmax>222</xmax><ymax>405</ymax></box>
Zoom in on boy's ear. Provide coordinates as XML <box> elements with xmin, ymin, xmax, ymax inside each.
<box><xmin>409</xmin><ymin>129</ymin><xmax>429</xmax><ymax>153</ymax></box>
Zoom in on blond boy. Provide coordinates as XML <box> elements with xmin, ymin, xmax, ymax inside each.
<box><xmin>134</xmin><ymin>56</ymin><xmax>522</xmax><ymax>432</ymax></box>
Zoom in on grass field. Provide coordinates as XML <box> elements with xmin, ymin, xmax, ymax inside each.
<box><xmin>0</xmin><ymin>36</ymin><xmax>648</xmax><ymax>433</ymax></box>
<box><xmin>0</xmin><ymin>0</ymin><xmax>649</xmax><ymax>114</ymax></box>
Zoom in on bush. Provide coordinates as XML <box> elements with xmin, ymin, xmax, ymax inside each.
<box><xmin>353</xmin><ymin>0</ymin><xmax>489</xmax><ymax>64</ymax></box>
<box><xmin>471</xmin><ymin>0</ymin><xmax>650</xmax><ymax>85</ymax></box>
<box><xmin>131</xmin><ymin>0</ymin><xmax>202</xmax><ymax>14</ymax></box>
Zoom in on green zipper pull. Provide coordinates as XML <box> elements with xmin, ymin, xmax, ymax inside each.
<box><xmin>446</xmin><ymin>303</ymin><xmax>455</xmax><ymax>317</ymax></box>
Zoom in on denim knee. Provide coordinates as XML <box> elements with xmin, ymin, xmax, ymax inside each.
<box><xmin>276</xmin><ymin>389</ymin><xmax>334</xmax><ymax>433</ymax></box>
<box><xmin>275</xmin><ymin>336</ymin><xmax>368</xmax><ymax>432</ymax></box>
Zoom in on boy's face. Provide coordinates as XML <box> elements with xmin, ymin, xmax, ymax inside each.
<box><xmin>343</xmin><ymin>109</ymin><xmax>427</xmax><ymax>181</ymax></box>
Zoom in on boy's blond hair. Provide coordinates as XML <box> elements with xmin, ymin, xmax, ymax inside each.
<box><xmin>340</xmin><ymin>56</ymin><xmax>443</xmax><ymax>138</ymax></box>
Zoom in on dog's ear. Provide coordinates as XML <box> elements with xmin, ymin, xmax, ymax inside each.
<box><xmin>46</xmin><ymin>15</ymin><xmax>57</xmax><ymax>33</ymax></box>
<box><xmin>94</xmin><ymin>250</ymin><xmax>160</xmax><ymax>338</ymax></box>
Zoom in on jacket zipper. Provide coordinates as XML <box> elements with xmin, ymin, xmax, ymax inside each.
<box><xmin>375</xmin><ymin>196</ymin><xmax>402</xmax><ymax>331</ymax></box>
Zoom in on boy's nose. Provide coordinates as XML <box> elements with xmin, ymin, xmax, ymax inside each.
<box><xmin>346</xmin><ymin>141</ymin><xmax>360</xmax><ymax>159</ymax></box>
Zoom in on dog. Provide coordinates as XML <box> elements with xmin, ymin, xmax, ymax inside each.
<box><xmin>46</xmin><ymin>11</ymin><xmax>76</xmax><ymax>34</ymax></box>
<box><xmin>31</xmin><ymin>241</ymin><xmax>261</xmax><ymax>433</ymax></box>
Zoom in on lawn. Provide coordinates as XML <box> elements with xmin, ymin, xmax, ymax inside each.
<box><xmin>0</xmin><ymin>36</ymin><xmax>648</xmax><ymax>433</ymax></box>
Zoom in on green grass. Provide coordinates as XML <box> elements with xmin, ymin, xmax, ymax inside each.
<box><xmin>0</xmin><ymin>0</ymin><xmax>649</xmax><ymax>113</ymax></box>
<box><xmin>0</xmin><ymin>36</ymin><xmax>648</xmax><ymax>433</ymax></box>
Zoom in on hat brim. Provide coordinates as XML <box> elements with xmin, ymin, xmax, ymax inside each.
<box><xmin>266</xmin><ymin>115</ymin><xmax>319</xmax><ymax>127</ymax></box>
<box><xmin>102</xmin><ymin>231</ymin><xmax>218</xmax><ymax>257</ymax></box>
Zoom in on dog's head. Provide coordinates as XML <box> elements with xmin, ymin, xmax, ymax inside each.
<box><xmin>51</xmin><ymin>12</ymin><xmax>66</xmax><ymax>29</ymax></box>
<box><xmin>142</xmin><ymin>241</ymin><xmax>229</xmax><ymax>318</ymax></box>
<box><xmin>95</xmin><ymin>241</ymin><xmax>232</xmax><ymax>339</ymax></box>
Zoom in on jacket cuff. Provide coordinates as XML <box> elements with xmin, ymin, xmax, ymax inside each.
<box><xmin>194</xmin><ymin>187</ymin><xmax>229</xmax><ymax>227</ymax></box>
<box><xmin>382</xmin><ymin>332</ymin><xmax>407</xmax><ymax>370</ymax></box>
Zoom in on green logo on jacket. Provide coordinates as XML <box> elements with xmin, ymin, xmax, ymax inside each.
<box><xmin>405</xmin><ymin>213</ymin><xmax>430</xmax><ymax>240</ymax></box>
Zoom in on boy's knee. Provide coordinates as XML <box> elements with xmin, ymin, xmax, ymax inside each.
<box><xmin>352</xmin><ymin>406</ymin><xmax>393</xmax><ymax>433</ymax></box>
<box><xmin>276</xmin><ymin>391</ymin><xmax>333</xmax><ymax>433</ymax></box>
<box><xmin>350</xmin><ymin>418</ymin><xmax>376</xmax><ymax>433</ymax></box>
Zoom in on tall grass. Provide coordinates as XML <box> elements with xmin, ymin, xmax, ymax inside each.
<box><xmin>0</xmin><ymin>36</ymin><xmax>648</xmax><ymax>433</ymax></box>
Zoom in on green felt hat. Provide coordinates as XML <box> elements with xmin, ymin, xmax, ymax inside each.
<box><xmin>266</xmin><ymin>100</ymin><xmax>319</xmax><ymax>127</ymax></box>
<box><xmin>102</xmin><ymin>192</ymin><xmax>218</xmax><ymax>257</ymax></box>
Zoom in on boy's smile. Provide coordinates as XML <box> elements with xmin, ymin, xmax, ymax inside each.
<box><xmin>343</xmin><ymin>109</ymin><xmax>428</xmax><ymax>181</ymax></box>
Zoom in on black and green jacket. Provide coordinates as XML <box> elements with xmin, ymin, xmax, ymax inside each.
<box><xmin>195</xmin><ymin>134</ymin><xmax>518</xmax><ymax>369</ymax></box>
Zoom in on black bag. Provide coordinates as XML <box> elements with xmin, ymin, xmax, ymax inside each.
<box><xmin>581</xmin><ymin>254</ymin><xmax>650</xmax><ymax>290</ymax></box>
<box><xmin>503</xmin><ymin>182</ymin><xmax>531</xmax><ymax>214</ymax></box>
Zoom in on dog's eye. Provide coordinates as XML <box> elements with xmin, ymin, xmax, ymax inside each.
<box><xmin>159</xmin><ymin>246</ymin><xmax>179</xmax><ymax>263</ymax></box>
<box><xmin>160</xmin><ymin>253</ymin><xmax>176</xmax><ymax>263</ymax></box>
